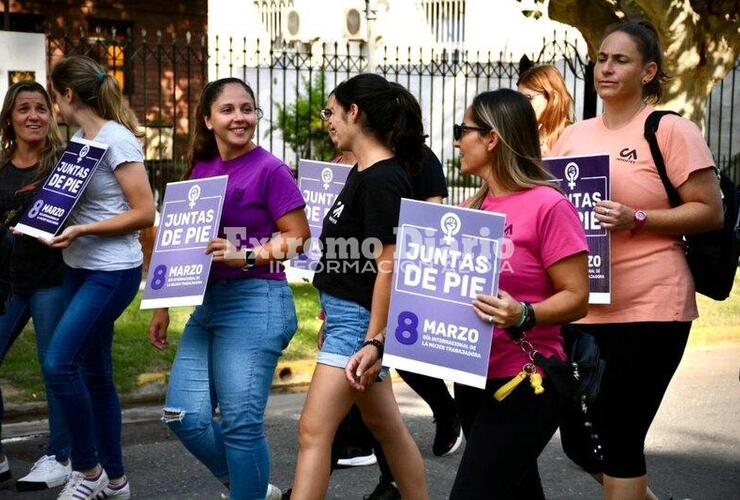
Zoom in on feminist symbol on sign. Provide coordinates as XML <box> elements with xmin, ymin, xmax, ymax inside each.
<box><xmin>565</xmin><ymin>162</ymin><xmax>580</xmax><ymax>190</ymax></box>
<box><xmin>440</xmin><ymin>212</ymin><xmax>461</xmax><ymax>245</ymax></box>
<box><xmin>321</xmin><ymin>168</ymin><xmax>333</xmax><ymax>190</ymax></box>
<box><xmin>77</xmin><ymin>145</ymin><xmax>90</xmax><ymax>164</ymax></box>
<box><xmin>187</xmin><ymin>184</ymin><xmax>201</xmax><ymax>209</ymax></box>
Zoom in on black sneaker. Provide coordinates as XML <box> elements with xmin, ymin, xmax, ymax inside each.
<box><xmin>364</xmin><ymin>478</ymin><xmax>400</xmax><ymax>500</ymax></box>
<box><xmin>432</xmin><ymin>415</ymin><xmax>463</xmax><ymax>457</ymax></box>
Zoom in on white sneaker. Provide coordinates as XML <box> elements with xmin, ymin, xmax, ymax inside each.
<box><xmin>16</xmin><ymin>454</ymin><xmax>71</xmax><ymax>491</ymax></box>
<box><xmin>265</xmin><ymin>483</ymin><xmax>282</xmax><ymax>500</ymax></box>
<box><xmin>0</xmin><ymin>456</ymin><xmax>11</xmax><ymax>483</ymax></box>
<box><xmin>95</xmin><ymin>477</ymin><xmax>130</xmax><ymax>498</ymax></box>
<box><xmin>336</xmin><ymin>451</ymin><xmax>377</xmax><ymax>467</ymax></box>
<box><xmin>57</xmin><ymin>469</ymin><xmax>109</xmax><ymax>500</ymax></box>
<box><xmin>220</xmin><ymin>483</ymin><xmax>282</xmax><ymax>500</ymax></box>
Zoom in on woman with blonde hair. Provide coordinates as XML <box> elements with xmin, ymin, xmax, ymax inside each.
<box><xmin>43</xmin><ymin>55</ymin><xmax>155</xmax><ymax>500</ymax></box>
<box><xmin>517</xmin><ymin>64</ymin><xmax>574</xmax><ymax>154</ymax></box>
<box><xmin>0</xmin><ymin>81</ymin><xmax>72</xmax><ymax>491</ymax></box>
<box><xmin>449</xmin><ymin>88</ymin><xmax>589</xmax><ymax>499</ymax></box>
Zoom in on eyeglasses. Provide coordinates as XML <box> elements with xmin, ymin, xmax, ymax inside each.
<box><xmin>453</xmin><ymin>123</ymin><xmax>491</xmax><ymax>141</ymax></box>
<box><xmin>319</xmin><ymin>108</ymin><xmax>333</xmax><ymax>121</ymax></box>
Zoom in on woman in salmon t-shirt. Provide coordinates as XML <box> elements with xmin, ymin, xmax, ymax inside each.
<box><xmin>550</xmin><ymin>20</ymin><xmax>723</xmax><ymax>500</ymax></box>
<box><xmin>448</xmin><ymin>88</ymin><xmax>589</xmax><ymax>500</ymax></box>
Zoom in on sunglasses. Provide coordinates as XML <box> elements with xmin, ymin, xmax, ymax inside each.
<box><xmin>453</xmin><ymin>123</ymin><xmax>491</xmax><ymax>141</ymax></box>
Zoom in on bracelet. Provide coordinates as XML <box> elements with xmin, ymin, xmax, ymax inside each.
<box><xmin>516</xmin><ymin>302</ymin><xmax>528</xmax><ymax>328</ymax></box>
<box><xmin>362</xmin><ymin>339</ymin><xmax>384</xmax><ymax>358</ymax></box>
<box><xmin>520</xmin><ymin>302</ymin><xmax>536</xmax><ymax>332</ymax></box>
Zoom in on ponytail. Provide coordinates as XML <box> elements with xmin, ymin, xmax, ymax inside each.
<box><xmin>388</xmin><ymin>83</ymin><xmax>424</xmax><ymax>176</ymax></box>
<box><xmin>50</xmin><ymin>55</ymin><xmax>142</xmax><ymax>137</ymax></box>
<box><xmin>332</xmin><ymin>74</ymin><xmax>424</xmax><ymax>176</ymax></box>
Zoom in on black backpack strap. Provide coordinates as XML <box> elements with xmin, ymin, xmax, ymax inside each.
<box><xmin>644</xmin><ymin>110</ymin><xmax>682</xmax><ymax>208</ymax></box>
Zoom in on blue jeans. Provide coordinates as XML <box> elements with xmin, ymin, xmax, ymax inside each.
<box><xmin>318</xmin><ymin>292</ymin><xmax>389</xmax><ymax>379</ymax></box>
<box><xmin>164</xmin><ymin>279</ymin><xmax>297</xmax><ymax>500</ymax></box>
<box><xmin>43</xmin><ymin>266</ymin><xmax>141</xmax><ymax>478</ymax></box>
<box><xmin>0</xmin><ymin>286</ymin><xmax>70</xmax><ymax>460</ymax></box>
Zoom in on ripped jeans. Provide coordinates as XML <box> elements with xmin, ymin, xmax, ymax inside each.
<box><xmin>163</xmin><ymin>279</ymin><xmax>297</xmax><ymax>500</ymax></box>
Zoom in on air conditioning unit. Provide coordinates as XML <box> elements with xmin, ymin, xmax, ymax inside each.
<box><xmin>343</xmin><ymin>7</ymin><xmax>366</xmax><ymax>40</ymax></box>
<box><xmin>281</xmin><ymin>8</ymin><xmax>303</xmax><ymax>41</ymax></box>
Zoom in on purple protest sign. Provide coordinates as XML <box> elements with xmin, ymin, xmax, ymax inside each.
<box><xmin>15</xmin><ymin>137</ymin><xmax>108</xmax><ymax>241</ymax></box>
<box><xmin>290</xmin><ymin>159</ymin><xmax>351</xmax><ymax>280</ymax></box>
<box><xmin>140</xmin><ymin>175</ymin><xmax>228</xmax><ymax>309</ymax></box>
<box><xmin>545</xmin><ymin>154</ymin><xmax>611</xmax><ymax>304</ymax></box>
<box><xmin>384</xmin><ymin>199</ymin><xmax>507</xmax><ymax>389</ymax></box>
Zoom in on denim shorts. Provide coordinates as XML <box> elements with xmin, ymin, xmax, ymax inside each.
<box><xmin>318</xmin><ymin>292</ymin><xmax>389</xmax><ymax>380</ymax></box>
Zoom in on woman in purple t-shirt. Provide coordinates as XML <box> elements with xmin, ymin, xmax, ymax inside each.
<box><xmin>448</xmin><ymin>89</ymin><xmax>589</xmax><ymax>499</ymax></box>
<box><xmin>148</xmin><ymin>78</ymin><xmax>309</xmax><ymax>500</ymax></box>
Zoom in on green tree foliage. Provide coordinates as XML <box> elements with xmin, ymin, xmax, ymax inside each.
<box><xmin>269</xmin><ymin>71</ymin><xmax>337</xmax><ymax>163</ymax></box>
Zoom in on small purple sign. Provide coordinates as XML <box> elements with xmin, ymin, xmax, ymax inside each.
<box><xmin>545</xmin><ymin>154</ymin><xmax>611</xmax><ymax>304</ymax></box>
<box><xmin>140</xmin><ymin>176</ymin><xmax>228</xmax><ymax>309</ymax></box>
<box><xmin>290</xmin><ymin>159</ymin><xmax>351</xmax><ymax>279</ymax></box>
<box><xmin>384</xmin><ymin>199</ymin><xmax>507</xmax><ymax>389</ymax></box>
<box><xmin>15</xmin><ymin>137</ymin><xmax>108</xmax><ymax>241</ymax></box>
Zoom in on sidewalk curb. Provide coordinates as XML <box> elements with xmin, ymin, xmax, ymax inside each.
<box><xmin>3</xmin><ymin>358</ymin><xmax>319</xmax><ymax>422</ymax></box>
<box><xmin>4</xmin><ymin>329</ymin><xmax>738</xmax><ymax>421</ymax></box>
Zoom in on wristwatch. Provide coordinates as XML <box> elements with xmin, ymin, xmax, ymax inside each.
<box><xmin>631</xmin><ymin>210</ymin><xmax>647</xmax><ymax>235</ymax></box>
<box><xmin>241</xmin><ymin>248</ymin><xmax>258</xmax><ymax>271</ymax></box>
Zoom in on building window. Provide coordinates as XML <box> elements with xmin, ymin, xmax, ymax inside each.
<box><xmin>254</xmin><ymin>0</ymin><xmax>294</xmax><ymax>41</ymax></box>
<box><xmin>87</xmin><ymin>18</ymin><xmax>134</xmax><ymax>94</ymax></box>
<box><xmin>419</xmin><ymin>0</ymin><xmax>466</xmax><ymax>45</ymax></box>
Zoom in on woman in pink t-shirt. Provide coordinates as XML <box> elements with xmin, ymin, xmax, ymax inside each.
<box><xmin>550</xmin><ymin>20</ymin><xmax>723</xmax><ymax>500</ymax></box>
<box><xmin>448</xmin><ymin>88</ymin><xmax>589</xmax><ymax>500</ymax></box>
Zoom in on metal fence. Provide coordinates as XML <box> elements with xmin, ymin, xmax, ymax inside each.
<box><xmin>47</xmin><ymin>32</ymin><xmax>739</xmax><ymax>205</ymax></box>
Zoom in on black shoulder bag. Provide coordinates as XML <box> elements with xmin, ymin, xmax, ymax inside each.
<box><xmin>504</xmin><ymin>320</ymin><xmax>606</xmax><ymax>463</ymax></box>
<box><xmin>644</xmin><ymin>110</ymin><xmax>740</xmax><ymax>301</ymax></box>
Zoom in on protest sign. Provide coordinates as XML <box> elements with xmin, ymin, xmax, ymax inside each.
<box><xmin>15</xmin><ymin>137</ymin><xmax>108</xmax><ymax>240</ymax></box>
<box><xmin>545</xmin><ymin>154</ymin><xmax>611</xmax><ymax>304</ymax></box>
<box><xmin>384</xmin><ymin>199</ymin><xmax>507</xmax><ymax>389</ymax></box>
<box><xmin>140</xmin><ymin>176</ymin><xmax>228</xmax><ymax>309</ymax></box>
<box><xmin>290</xmin><ymin>159</ymin><xmax>352</xmax><ymax>280</ymax></box>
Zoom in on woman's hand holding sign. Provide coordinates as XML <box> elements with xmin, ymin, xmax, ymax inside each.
<box><xmin>48</xmin><ymin>224</ymin><xmax>86</xmax><ymax>249</ymax></box>
<box><xmin>206</xmin><ymin>237</ymin><xmax>247</xmax><ymax>268</ymax></box>
<box><xmin>473</xmin><ymin>290</ymin><xmax>523</xmax><ymax>328</ymax></box>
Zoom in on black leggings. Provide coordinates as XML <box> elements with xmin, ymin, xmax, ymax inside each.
<box><xmin>331</xmin><ymin>371</ymin><xmax>457</xmax><ymax>481</ymax></box>
<box><xmin>560</xmin><ymin>321</ymin><xmax>690</xmax><ymax>478</ymax></box>
<box><xmin>449</xmin><ymin>378</ymin><xmax>560</xmax><ymax>500</ymax></box>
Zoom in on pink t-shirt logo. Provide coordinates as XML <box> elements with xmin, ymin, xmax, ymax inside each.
<box><xmin>617</xmin><ymin>147</ymin><xmax>638</xmax><ymax>164</ymax></box>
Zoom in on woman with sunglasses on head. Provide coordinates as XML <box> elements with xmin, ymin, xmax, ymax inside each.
<box><xmin>289</xmin><ymin>74</ymin><xmax>428</xmax><ymax>500</ymax></box>
<box><xmin>449</xmin><ymin>88</ymin><xmax>589</xmax><ymax>499</ymax></box>
<box><xmin>517</xmin><ymin>64</ymin><xmax>574</xmax><ymax>155</ymax></box>
<box><xmin>551</xmin><ymin>20</ymin><xmax>723</xmax><ymax>500</ymax></box>
<box><xmin>148</xmin><ymin>77</ymin><xmax>309</xmax><ymax>500</ymax></box>
<box><xmin>41</xmin><ymin>55</ymin><xmax>155</xmax><ymax>500</ymax></box>
<box><xmin>0</xmin><ymin>81</ymin><xmax>72</xmax><ymax>492</ymax></box>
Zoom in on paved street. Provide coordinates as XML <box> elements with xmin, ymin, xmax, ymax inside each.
<box><xmin>2</xmin><ymin>343</ymin><xmax>739</xmax><ymax>499</ymax></box>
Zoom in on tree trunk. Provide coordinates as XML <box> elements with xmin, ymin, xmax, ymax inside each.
<box><xmin>548</xmin><ymin>0</ymin><xmax>740</xmax><ymax>130</ymax></box>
